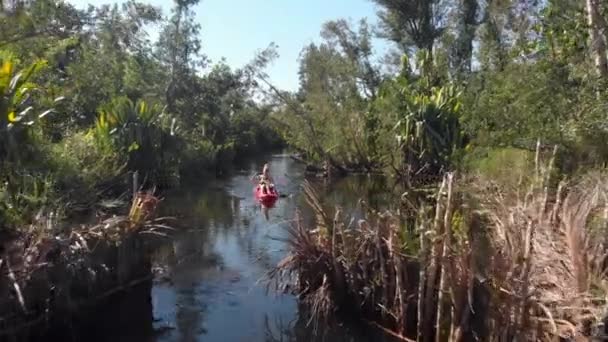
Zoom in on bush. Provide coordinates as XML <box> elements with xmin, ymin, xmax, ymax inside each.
<box><xmin>0</xmin><ymin>172</ymin><xmax>58</xmax><ymax>227</ymax></box>
<box><xmin>372</xmin><ymin>57</ymin><xmax>465</xmax><ymax>181</ymax></box>
<box><xmin>178</xmin><ymin>136</ymin><xmax>219</xmax><ymax>179</ymax></box>
<box><xmin>462</xmin><ymin>62</ymin><xmax>572</xmax><ymax>149</ymax></box>
<box><xmin>463</xmin><ymin>147</ymin><xmax>534</xmax><ymax>188</ymax></box>
<box><xmin>46</xmin><ymin>131</ymin><xmax>127</xmax><ymax>201</ymax></box>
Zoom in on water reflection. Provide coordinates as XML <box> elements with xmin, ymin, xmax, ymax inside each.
<box><xmin>261</xmin><ymin>307</ymin><xmax>391</xmax><ymax>342</ymax></box>
<box><xmin>150</xmin><ymin>155</ymin><xmax>400</xmax><ymax>342</ymax></box>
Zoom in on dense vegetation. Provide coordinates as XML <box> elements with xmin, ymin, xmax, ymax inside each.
<box><xmin>4</xmin><ymin>0</ymin><xmax>608</xmax><ymax>340</ymax></box>
<box><xmin>0</xmin><ymin>0</ymin><xmax>282</xmax><ymax>227</ymax></box>
<box><xmin>275</xmin><ymin>0</ymin><xmax>608</xmax><ymax>186</ymax></box>
<box><xmin>4</xmin><ymin>0</ymin><xmax>608</xmax><ymax>226</ymax></box>
<box><xmin>267</xmin><ymin>0</ymin><xmax>608</xmax><ymax>340</ymax></box>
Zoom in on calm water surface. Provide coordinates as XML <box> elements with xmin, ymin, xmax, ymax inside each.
<box><xmin>150</xmin><ymin>154</ymin><xmax>398</xmax><ymax>342</ymax></box>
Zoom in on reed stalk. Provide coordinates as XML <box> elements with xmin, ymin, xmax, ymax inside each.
<box><xmin>269</xmin><ymin>154</ymin><xmax>608</xmax><ymax>341</ymax></box>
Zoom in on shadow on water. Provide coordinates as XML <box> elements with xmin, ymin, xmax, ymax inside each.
<box><xmin>142</xmin><ymin>154</ymin><xmax>401</xmax><ymax>342</ymax></box>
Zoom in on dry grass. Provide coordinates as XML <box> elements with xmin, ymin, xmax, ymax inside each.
<box><xmin>474</xmin><ymin>150</ymin><xmax>608</xmax><ymax>340</ymax></box>
<box><xmin>269</xmin><ymin>180</ymin><xmax>422</xmax><ymax>339</ymax></box>
<box><xmin>270</xmin><ymin>146</ymin><xmax>608</xmax><ymax>341</ymax></box>
<box><xmin>0</xmin><ymin>191</ymin><xmax>173</xmax><ymax>339</ymax></box>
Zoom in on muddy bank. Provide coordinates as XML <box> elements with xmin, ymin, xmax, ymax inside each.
<box><xmin>289</xmin><ymin>154</ymin><xmax>383</xmax><ymax>179</ymax></box>
<box><xmin>0</xmin><ymin>192</ymin><xmax>166</xmax><ymax>342</ymax></box>
<box><xmin>0</xmin><ymin>234</ymin><xmax>153</xmax><ymax>342</ymax></box>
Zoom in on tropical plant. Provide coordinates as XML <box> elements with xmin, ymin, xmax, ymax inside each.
<box><xmin>0</xmin><ymin>52</ymin><xmax>56</xmax><ymax>164</ymax></box>
<box><xmin>92</xmin><ymin>96</ymin><xmax>179</xmax><ymax>178</ymax></box>
<box><xmin>374</xmin><ymin>55</ymin><xmax>464</xmax><ymax>183</ymax></box>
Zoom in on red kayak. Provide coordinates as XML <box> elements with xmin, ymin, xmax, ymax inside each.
<box><xmin>254</xmin><ymin>184</ymin><xmax>279</xmax><ymax>204</ymax></box>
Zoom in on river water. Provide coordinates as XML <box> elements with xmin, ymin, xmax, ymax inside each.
<box><xmin>149</xmin><ymin>153</ymin><xmax>398</xmax><ymax>342</ymax></box>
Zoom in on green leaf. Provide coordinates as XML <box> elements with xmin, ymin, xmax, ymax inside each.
<box><xmin>128</xmin><ymin>141</ymin><xmax>140</xmax><ymax>152</ymax></box>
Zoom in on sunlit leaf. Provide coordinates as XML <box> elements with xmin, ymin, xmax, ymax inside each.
<box><xmin>9</xmin><ymin>72</ymin><xmax>23</xmax><ymax>92</ymax></box>
<box><xmin>1</xmin><ymin>61</ymin><xmax>12</xmax><ymax>77</ymax></box>
<box><xmin>38</xmin><ymin>109</ymin><xmax>54</xmax><ymax>119</ymax></box>
<box><xmin>128</xmin><ymin>141</ymin><xmax>140</xmax><ymax>152</ymax></box>
<box><xmin>18</xmin><ymin>106</ymin><xmax>33</xmax><ymax>119</ymax></box>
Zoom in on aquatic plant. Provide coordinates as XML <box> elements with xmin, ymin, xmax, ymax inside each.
<box><xmin>270</xmin><ymin>180</ymin><xmax>422</xmax><ymax>338</ymax></box>
<box><xmin>0</xmin><ymin>191</ymin><xmax>173</xmax><ymax>339</ymax></box>
<box><xmin>270</xmin><ymin>147</ymin><xmax>608</xmax><ymax>341</ymax></box>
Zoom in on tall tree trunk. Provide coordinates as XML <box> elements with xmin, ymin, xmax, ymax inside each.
<box><xmin>165</xmin><ymin>6</ymin><xmax>183</xmax><ymax>114</ymax></box>
<box><xmin>458</xmin><ymin>0</ymin><xmax>478</xmax><ymax>75</ymax></box>
<box><xmin>587</xmin><ymin>0</ymin><xmax>608</xmax><ymax>79</ymax></box>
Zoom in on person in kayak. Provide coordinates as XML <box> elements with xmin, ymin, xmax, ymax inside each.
<box><xmin>252</xmin><ymin>163</ymin><xmax>275</xmax><ymax>195</ymax></box>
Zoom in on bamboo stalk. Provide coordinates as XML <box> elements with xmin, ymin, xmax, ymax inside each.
<box><xmin>423</xmin><ymin>177</ymin><xmax>447</xmax><ymax>341</ymax></box>
<box><xmin>451</xmin><ymin>261</ymin><xmax>473</xmax><ymax>341</ymax></box>
<box><xmin>435</xmin><ymin>241</ymin><xmax>447</xmax><ymax>342</ymax></box>
<box><xmin>517</xmin><ymin>219</ymin><xmax>535</xmax><ymax>338</ymax></box>
<box><xmin>435</xmin><ymin>173</ymin><xmax>454</xmax><ymax>342</ymax></box>
<box><xmin>416</xmin><ymin>207</ymin><xmax>427</xmax><ymax>341</ymax></box>
<box><xmin>391</xmin><ymin>222</ymin><xmax>406</xmax><ymax>332</ymax></box>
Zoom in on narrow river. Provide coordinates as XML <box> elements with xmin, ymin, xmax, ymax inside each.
<box><xmin>149</xmin><ymin>153</ymin><xmax>397</xmax><ymax>342</ymax></box>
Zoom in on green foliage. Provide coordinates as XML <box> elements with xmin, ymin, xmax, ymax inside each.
<box><xmin>66</xmin><ymin>44</ymin><xmax>125</xmax><ymax>125</ymax></box>
<box><xmin>463</xmin><ymin>147</ymin><xmax>535</xmax><ymax>189</ymax></box>
<box><xmin>560</xmin><ymin>90</ymin><xmax>608</xmax><ymax>168</ymax></box>
<box><xmin>535</xmin><ymin>0</ymin><xmax>588</xmax><ymax>65</ymax></box>
<box><xmin>275</xmin><ymin>20</ymin><xmax>379</xmax><ymax>168</ymax></box>
<box><xmin>4</xmin><ymin>0</ymin><xmax>608</xmax><ymax>230</ymax></box>
<box><xmin>229</xmin><ymin>105</ymin><xmax>283</xmax><ymax>157</ymax></box>
<box><xmin>0</xmin><ymin>173</ymin><xmax>58</xmax><ymax>227</ymax></box>
<box><xmin>0</xmin><ymin>52</ymin><xmax>54</xmax><ymax>164</ymax></box>
<box><xmin>462</xmin><ymin>61</ymin><xmax>572</xmax><ymax>148</ymax></box>
<box><xmin>47</xmin><ymin>131</ymin><xmax>126</xmax><ymax>197</ymax></box>
<box><xmin>92</xmin><ymin>96</ymin><xmax>179</xmax><ymax>178</ymax></box>
<box><xmin>0</xmin><ymin>0</ymin><xmax>282</xmax><ymax>227</ymax></box>
<box><xmin>374</xmin><ymin>54</ymin><xmax>464</xmax><ymax>180</ymax></box>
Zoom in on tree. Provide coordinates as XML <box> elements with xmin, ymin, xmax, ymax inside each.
<box><xmin>64</xmin><ymin>1</ymin><xmax>162</xmax><ymax>126</ymax></box>
<box><xmin>156</xmin><ymin>0</ymin><xmax>206</xmax><ymax>118</ymax></box>
<box><xmin>450</xmin><ymin>0</ymin><xmax>479</xmax><ymax>75</ymax></box>
<box><xmin>371</xmin><ymin>0</ymin><xmax>448</xmax><ymax>58</ymax></box>
<box><xmin>586</xmin><ymin>0</ymin><xmax>607</xmax><ymax>78</ymax></box>
<box><xmin>535</xmin><ymin>0</ymin><xmax>587</xmax><ymax>65</ymax></box>
<box><xmin>321</xmin><ymin>19</ymin><xmax>381</xmax><ymax>98</ymax></box>
<box><xmin>273</xmin><ymin>20</ymin><xmax>384</xmax><ymax>169</ymax></box>
<box><xmin>0</xmin><ymin>0</ymin><xmax>86</xmax><ymax>51</ymax></box>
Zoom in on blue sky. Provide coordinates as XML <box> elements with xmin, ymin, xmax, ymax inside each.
<box><xmin>67</xmin><ymin>0</ymin><xmax>386</xmax><ymax>91</ymax></box>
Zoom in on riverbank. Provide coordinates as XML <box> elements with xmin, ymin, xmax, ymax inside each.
<box><xmin>270</xmin><ymin>156</ymin><xmax>608</xmax><ymax>341</ymax></box>
<box><xmin>0</xmin><ymin>151</ymin><xmax>291</xmax><ymax>342</ymax></box>
<box><xmin>289</xmin><ymin>153</ymin><xmax>386</xmax><ymax>180</ymax></box>
<box><xmin>0</xmin><ymin>191</ymin><xmax>170</xmax><ymax>342</ymax></box>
